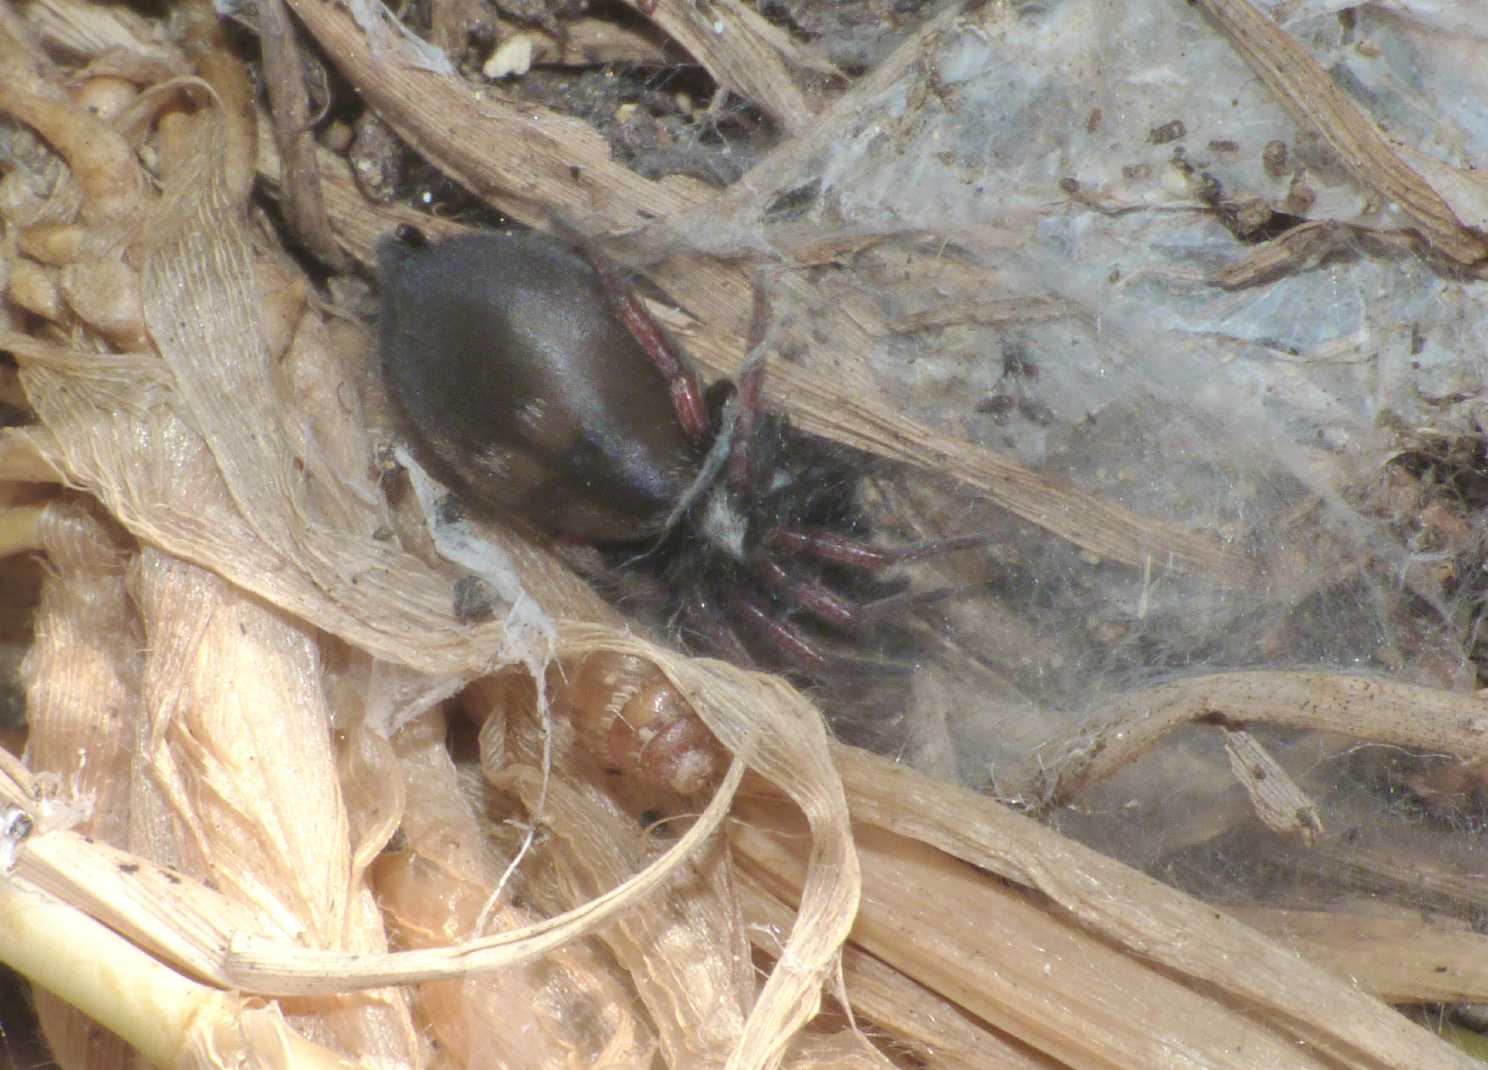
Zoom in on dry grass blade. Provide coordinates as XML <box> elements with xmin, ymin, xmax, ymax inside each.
<box><xmin>737</xmin><ymin>873</ymin><xmax>1057</xmax><ymax>1070</ymax></box>
<box><xmin>617</xmin><ymin>0</ymin><xmax>818</xmax><ymax>132</ymax></box>
<box><xmin>1021</xmin><ymin>670</ymin><xmax>1488</xmax><ymax>807</ymax></box>
<box><xmin>735</xmin><ymin>800</ymin><xmax>1343</xmax><ymax>1070</ymax></box>
<box><xmin>557</xmin><ymin>627</ymin><xmax>861</xmax><ymax>1070</ymax></box>
<box><xmin>17</xmin><ymin>826</ymin><xmax>268</xmax><ymax>986</ymax></box>
<box><xmin>834</xmin><ymin>746</ymin><xmax>1478</xmax><ymax>1070</ymax></box>
<box><xmin>0</xmin><ymin>872</ymin><xmax>355</xmax><ymax>1070</ymax></box>
<box><xmin>1195</xmin><ymin>0</ymin><xmax>1488</xmax><ymax>265</ymax></box>
<box><xmin>0</xmin><ymin>759</ymin><xmax>378</xmax><ymax>1069</ymax></box>
<box><xmin>223</xmin><ymin>755</ymin><xmax>747</xmax><ymax>994</ymax></box>
<box><xmin>1231</xmin><ymin>909</ymin><xmax>1488</xmax><ymax>1005</ymax></box>
<box><xmin>19</xmin><ymin>496</ymin><xmax>144</xmax><ymax>1070</ymax></box>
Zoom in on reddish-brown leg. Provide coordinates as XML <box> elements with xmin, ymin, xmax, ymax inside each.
<box><xmin>726</xmin><ymin>284</ymin><xmax>772</xmax><ymax>490</ymax></box>
<box><xmin>753</xmin><ymin>558</ymin><xmax>856</xmax><ymax>629</ymax></box>
<box><xmin>680</xmin><ymin>589</ymin><xmax>758</xmax><ymax>669</ymax></box>
<box><xmin>733</xmin><ymin>590</ymin><xmax>920</xmax><ymax>677</ymax></box>
<box><xmin>768</xmin><ymin>528</ymin><xmax>988</xmax><ymax>570</ymax></box>
<box><xmin>733</xmin><ymin>593</ymin><xmax>830</xmax><ymax>673</ymax></box>
<box><xmin>752</xmin><ymin>529</ymin><xmax>990</xmax><ymax>630</ymax></box>
<box><xmin>555</xmin><ymin>220</ymin><xmax>712</xmax><ymax>443</ymax></box>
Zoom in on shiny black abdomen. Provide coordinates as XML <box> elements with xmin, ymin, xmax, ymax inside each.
<box><xmin>378</xmin><ymin>231</ymin><xmax>701</xmax><ymax>541</ymax></box>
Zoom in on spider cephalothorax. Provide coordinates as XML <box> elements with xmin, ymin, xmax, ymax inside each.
<box><xmin>378</xmin><ymin>225</ymin><xmax>943</xmax><ymax>697</ymax></box>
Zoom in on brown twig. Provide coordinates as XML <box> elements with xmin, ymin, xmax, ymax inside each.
<box><xmin>833</xmin><ymin>744</ymin><xmax>1480</xmax><ymax>1070</ymax></box>
<box><xmin>1018</xmin><ymin>670</ymin><xmax>1488</xmax><ymax>809</ymax></box>
<box><xmin>617</xmin><ymin>0</ymin><xmax>818</xmax><ymax>133</ymax></box>
<box><xmin>252</xmin><ymin>0</ymin><xmax>345</xmax><ymax>269</ymax></box>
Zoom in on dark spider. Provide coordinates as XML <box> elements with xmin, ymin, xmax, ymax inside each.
<box><xmin>378</xmin><ymin>225</ymin><xmax>967</xmax><ymax>706</ymax></box>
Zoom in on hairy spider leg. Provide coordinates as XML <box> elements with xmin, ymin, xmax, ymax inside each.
<box><xmin>751</xmin><ymin>529</ymin><xmax>993</xmax><ymax>631</ymax></box>
<box><xmin>726</xmin><ymin>284</ymin><xmax>772</xmax><ymax>491</ymax></box>
<box><xmin>703</xmin><ymin>284</ymin><xmax>876</xmax><ymax>638</ymax></box>
<box><xmin>715</xmin><ymin>275</ymin><xmax>993</xmax><ymax>629</ymax></box>
<box><xmin>709</xmin><ymin>278</ymin><xmax>982</xmax><ymax>644</ymax></box>
<box><xmin>753</xmin><ymin>557</ymin><xmax>856</xmax><ymax>629</ymax></box>
<box><xmin>564</xmin><ymin>230</ymin><xmax>712</xmax><ymax>444</ymax></box>
<box><xmin>732</xmin><ymin>589</ymin><xmax>920</xmax><ymax>678</ymax></box>
<box><xmin>768</xmin><ymin>528</ymin><xmax>989</xmax><ymax>570</ymax></box>
<box><xmin>754</xmin><ymin>538</ymin><xmax>984</xmax><ymax>633</ymax></box>
<box><xmin>678</xmin><ymin>588</ymin><xmax>759</xmax><ymax>669</ymax></box>
<box><xmin>733</xmin><ymin>592</ymin><xmax>831</xmax><ymax>673</ymax></box>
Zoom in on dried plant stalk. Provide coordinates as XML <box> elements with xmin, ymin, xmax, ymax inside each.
<box><xmin>1021</xmin><ymin>670</ymin><xmax>1488</xmax><ymax>807</ymax></box>
<box><xmin>0</xmin><ymin>753</ymin><xmax>379</xmax><ymax>1070</ymax></box>
<box><xmin>1230</xmin><ymin>908</ymin><xmax>1488</xmax><ymax>1005</ymax></box>
<box><xmin>375</xmin><ymin>710</ymin><xmax>659</xmax><ymax>1069</ymax></box>
<box><xmin>21</xmin><ymin>499</ymin><xmax>138</xmax><ymax>1070</ymax></box>
<box><xmin>132</xmin><ymin>549</ymin><xmax>420</xmax><ymax>1063</ymax></box>
<box><xmin>737</xmin><ymin>872</ymin><xmax>1058</xmax><ymax>1070</ymax></box>
<box><xmin>0</xmin><ymin>873</ymin><xmax>353</xmax><ymax>1070</ymax></box>
<box><xmin>251</xmin><ymin>0</ymin><xmax>342</xmax><ymax>267</ymax></box>
<box><xmin>834</xmin><ymin>747</ymin><xmax>1477</xmax><ymax>1070</ymax></box>
<box><xmin>733</xmin><ymin>799</ymin><xmax>1337</xmax><ymax>1070</ymax></box>
<box><xmin>500</xmin><ymin>764</ymin><xmax>752</xmax><ymax>1068</ymax></box>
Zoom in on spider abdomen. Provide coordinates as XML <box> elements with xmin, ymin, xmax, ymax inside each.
<box><xmin>378</xmin><ymin>229</ymin><xmax>702</xmax><ymax>541</ymax></box>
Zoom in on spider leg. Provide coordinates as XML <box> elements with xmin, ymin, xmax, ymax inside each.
<box><xmin>726</xmin><ymin>284</ymin><xmax>772</xmax><ymax>491</ymax></box>
<box><xmin>734</xmin><ymin>592</ymin><xmax>830</xmax><ymax>673</ymax></box>
<box><xmin>767</xmin><ymin>528</ymin><xmax>988</xmax><ymax>571</ymax></box>
<box><xmin>734</xmin><ymin>589</ymin><xmax>922</xmax><ymax>678</ymax></box>
<box><xmin>555</xmin><ymin>222</ymin><xmax>711</xmax><ymax>444</ymax></box>
<box><xmin>754</xmin><ymin>552</ymin><xmax>964</xmax><ymax>654</ymax></box>
<box><xmin>753</xmin><ymin>558</ymin><xmax>857</xmax><ymax>630</ymax></box>
<box><xmin>758</xmin><ymin>530</ymin><xmax>990</xmax><ymax>631</ymax></box>
<box><xmin>680</xmin><ymin>588</ymin><xmax>759</xmax><ymax>669</ymax></box>
<box><xmin>646</xmin><ymin>284</ymin><xmax>769</xmax><ymax>537</ymax></box>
